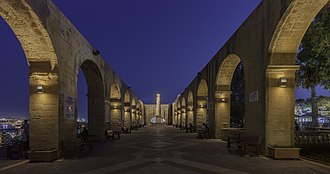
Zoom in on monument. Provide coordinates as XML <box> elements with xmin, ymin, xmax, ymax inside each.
<box><xmin>151</xmin><ymin>93</ymin><xmax>166</xmax><ymax>124</ymax></box>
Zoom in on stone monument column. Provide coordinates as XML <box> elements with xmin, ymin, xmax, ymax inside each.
<box><xmin>155</xmin><ymin>94</ymin><xmax>161</xmax><ymax>116</ymax></box>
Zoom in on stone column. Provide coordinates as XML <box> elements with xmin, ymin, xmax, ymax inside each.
<box><xmin>110</xmin><ymin>98</ymin><xmax>122</xmax><ymax>131</ymax></box>
<box><xmin>187</xmin><ymin>102</ymin><xmax>194</xmax><ymax>125</ymax></box>
<box><xmin>214</xmin><ymin>90</ymin><xmax>231</xmax><ymax>139</ymax></box>
<box><xmin>131</xmin><ymin>106</ymin><xmax>136</xmax><ymax>125</ymax></box>
<box><xmin>155</xmin><ymin>94</ymin><xmax>161</xmax><ymax>116</ymax></box>
<box><xmin>196</xmin><ymin>96</ymin><xmax>207</xmax><ymax>127</ymax></box>
<box><xmin>266</xmin><ymin>65</ymin><xmax>299</xmax><ymax>147</ymax></box>
<box><xmin>181</xmin><ymin>107</ymin><xmax>186</xmax><ymax>128</ymax></box>
<box><xmin>124</xmin><ymin>103</ymin><xmax>130</xmax><ymax>128</ymax></box>
<box><xmin>29</xmin><ymin>72</ymin><xmax>60</xmax><ymax>161</ymax></box>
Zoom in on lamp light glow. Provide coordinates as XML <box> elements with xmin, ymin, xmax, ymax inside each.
<box><xmin>37</xmin><ymin>85</ymin><xmax>44</xmax><ymax>93</ymax></box>
<box><xmin>279</xmin><ymin>77</ymin><xmax>288</xmax><ymax>88</ymax></box>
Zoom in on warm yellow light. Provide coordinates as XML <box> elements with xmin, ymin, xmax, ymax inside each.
<box><xmin>37</xmin><ymin>85</ymin><xmax>44</xmax><ymax>93</ymax></box>
<box><xmin>279</xmin><ymin>77</ymin><xmax>288</xmax><ymax>88</ymax></box>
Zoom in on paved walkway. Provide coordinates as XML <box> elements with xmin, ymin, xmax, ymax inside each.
<box><xmin>1</xmin><ymin>125</ymin><xmax>329</xmax><ymax>174</ymax></box>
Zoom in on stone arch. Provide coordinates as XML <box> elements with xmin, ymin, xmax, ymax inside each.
<box><xmin>0</xmin><ymin>1</ymin><xmax>60</xmax><ymax>156</ymax></box>
<box><xmin>214</xmin><ymin>54</ymin><xmax>241</xmax><ymax>138</ymax></box>
<box><xmin>110</xmin><ymin>83</ymin><xmax>122</xmax><ymax>130</ymax></box>
<box><xmin>187</xmin><ymin>90</ymin><xmax>194</xmax><ymax>127</ymax></box>
<box><xmin>79</xmin><ymin>60</ymin><xmax>105</xmax><ymax>140</ymax></box>
<box><xmin>266</xmin><ymin>0</ymin><xmax>329</xmax><ymax>147</ymax></box>
<box><xmin>181</xmin><ymin>97</ymin><xmax>187</xmax><ymax>128</ymax></box>
<box><xmin>123</xmin><ymin>91</ymin><xmax>131</xmax><ymax>128</ymax></box>
<box><xmin>197</xmin><ymin>79</ymin><xmax>208</xmax><ymax>127</ymax></box>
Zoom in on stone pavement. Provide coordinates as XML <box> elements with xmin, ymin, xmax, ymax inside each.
<box><xmin>1</xmin><ymin>125</ymin><xmax>329</xmax><ymax>174</ymax></box>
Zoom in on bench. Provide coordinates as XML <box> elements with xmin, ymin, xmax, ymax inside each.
<box><xmin>227</xmin><ymin>133</ymin><xmax>262</xmax><ymax>156</ymax></box>
<box><xmin>105</xmin><ymin>130</ymin><xmax>121</xmax><ymax>140</ymax></box>
<box><xmin>196</xmin><ymin>128</ymin><xmax>209</xmax><ymax>139</ymax></box>
<box><xmin>186</xmin><ymin>126</ymin><xmax>195</xmax><ymax>133</ymax></box>
<box><xmin>121</xmin><ymin>127</ymin><xmax>131</xmax><ymax>134</ymax></box>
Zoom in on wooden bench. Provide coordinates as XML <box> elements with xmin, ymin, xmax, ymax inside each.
<box><xmin>197</xmin><ymin>128</ymin><xmax>209</xmax><ymax>139</ymax></box>
<box><xmin>105</xmin><ymin>130</ymin><xmax>121</xmax><ymax>140</ymax></box>
<box><xmin>121</xmin><ymin>127</ymin><xmax>131</xmax><ymax>134</ymax></box>
<box><xmin>227</xmin><ymin>133</ymin><xmax>262</xmax><ymax>156</ymax></box>
<box><xmin>186</xmin><ymin>126</ymin><xmax>195</xmax><ymax>133</ymax></box>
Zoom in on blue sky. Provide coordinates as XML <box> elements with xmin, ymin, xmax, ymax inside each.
<box><xmin>0</xmin><ymin>0</ymin><xmax>328</xmax><ymax>118</ymax></box>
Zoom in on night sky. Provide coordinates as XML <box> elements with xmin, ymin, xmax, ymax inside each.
<box><xmin>0</xmin><ymin>0</ymin><xmax>329</xmax><ymax>118</ymax></box>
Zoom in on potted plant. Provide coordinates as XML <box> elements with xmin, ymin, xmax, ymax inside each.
<box><xmin>267</xmin><ymin>145</ymin><xmax>300</xmax><ymax>159</ymax></box>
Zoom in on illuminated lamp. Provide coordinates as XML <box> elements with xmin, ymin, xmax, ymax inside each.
<box><xmin>37</xmin><ymin>85</ymin><xmax>44</xmax><ymax>93</ymax></box>
<box><xmin>279</xmin><ymin>77</ymin><xmax>288</xmax><ymax>88</ymax></box>
<box><xmin>219</xmin><ymin>98</ymin><xmax>228</xmax><ymax>103</ymax></box>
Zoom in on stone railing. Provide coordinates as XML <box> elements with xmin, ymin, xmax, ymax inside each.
<box><xmin>221</xmin><ymin>128</ymin><xmax>245</xmax><ymax>141</ymax></box>
<box><xmin>295</xmin><ymin>131</ymin><xmax>330</xmax><ymax>145</ymax></box>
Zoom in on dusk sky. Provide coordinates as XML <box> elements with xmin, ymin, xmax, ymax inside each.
<box><xmin>0</xmin><ymin>0</ymin><xmax>329</xmax><ymax>118</ymax></box>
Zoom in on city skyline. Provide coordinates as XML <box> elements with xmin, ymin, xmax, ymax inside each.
<box><xmin>0</xmin><ymin>0</ymin><xmax>329</xmax><ymax>118</ymax></box>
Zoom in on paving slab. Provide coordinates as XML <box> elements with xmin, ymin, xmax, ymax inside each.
<box><xmin>1</xmin><ymin>125</ymin><xmax>329</xmax><ymax>174</ymax></box>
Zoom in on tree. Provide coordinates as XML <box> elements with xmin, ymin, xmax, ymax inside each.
<box><xmin>297</xmin><ymin>3</ymin><xmax>330</xmax><ymax>127</ymax></box>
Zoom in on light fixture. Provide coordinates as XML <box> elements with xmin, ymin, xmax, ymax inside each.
<box><xmin>111</xmin><ymin>105</ymin><xmax>118</xmax><ymax>109</ymax></box>
<box><xmin>220</xmin><ymin>98</ymin><xmax>227</xmax><ymax>103</ymax></box>
<box><xmin>279</xmin><ymin>77</ymin><xmax>288</xmax><ymax>88</ymax></box>
<box><xmin>37</xmin><ymin>85</ymin><xmax>44</xmax><ymax>93</ymax></box>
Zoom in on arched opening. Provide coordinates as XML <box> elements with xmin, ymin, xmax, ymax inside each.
<box><xmin>187</xmin><ymin>91</ymin><xmax>194</xmax><ymax>128</ymax></box>
<box><xmin>197</xmin><ymin>79</ymin><xmax>208</xmax><ymax>129</ymax></box>
<box><xmin>181</xmin><ymin>97</ymin><xmax>187</xmax><ymax>129</ymax></box>
<box><xmin>77</xmin><ymin>69</ymin><xmax>88</xmax><ymax>138</ymax></box>
<box><xmin>214</xmin><ymin>54</ymin><xmax>242</xmax><ymax>138</ymax></box>
<box><xmin>0</xmin><ymin>1</ymin><xmax>60</xmax><ymax>160</ymax></box>
<box><xmin>267</xmin><ymin>1</ymin><xmax>329</xmax><ymax>148</ymax></box>
<box><xmin>123</xmin><ymin>91</ymin><xmax>131</xmax><ymax>129</ymax></box>
<box><xmin>110</xmin><ymin>84</ymin><xmax>122</xmax><ymax>130</ymax></box>
<box><xmin>79</xmin><ymin>60</ymin><xmax>105</xmax><ymax>140</ymax></box>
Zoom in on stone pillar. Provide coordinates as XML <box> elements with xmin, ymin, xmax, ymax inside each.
<box><xmin>155</xmin><ymin>94</ymin><xmax>161</xmax><ymax>116</ymax></box>
<box><xmin>131</xmin><ymin>106</ymin><xmax>136</xmax><ymax>125</ymax></box>
<box><xmin>88</xmin><ymin>94</ymin><xmax>105</xmax><ymax>140</ymax></box>
<box><xmin>214</xmin><ymin>90</ymin><xmax>231</xmax><ymax>139</ymax></box>
<box><xmin>187</xmin><ymin>102</ymin><xmax>194</xmax><ymax>125</ymax></box>
<box><xmin>181</xmin><ymin>107</ymin><xmax>186</xmax><ymax>128</ymax></box>
<box><xmin>196</xmin><ymin>96</ymin><xmax>207</xmax><ymax>127</ymax></box>
<box><xmin>110</xmin><ymin>98</ymin><xmax>122</xmax><ymax>131</ymax></box>
<box><xmin>266</xmin><ymin>65</ymin><xmax>299</xmax><ymax>147</ymax></box>
<box><xmin>29</xmin><ymin>72</ymin><xmax>60</xmax><ymax>161</ymax></box>
<box><xmin>124</xmin><ymin>103</ymin><xmax>130</xmax><ymax>128</ymax></box>
<box><xmin>105</xmin><ymin>101</ymin><xmax>111</xmax><ymax>129</ymax></box>
<box><xmin>177</xmin><ymin>108</ymin><xmax>181</xmax><ymax>127</ymax></box>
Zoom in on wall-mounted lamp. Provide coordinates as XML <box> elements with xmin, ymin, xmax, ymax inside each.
<box><xmin>219</xmin><ymin>98</ymin><xmax>228</xmax><ymax>103</ymax></box>
<box><xmin>199</xmin><ymin>104</ymin><xmax>206</xmax><ymax>108</ymax></box>
<box><xmin>188</xmin><ymin>108</ymin><xmax>193</xmax><ymax>111</ymax></box>
<box><xmin>93</xmin><ymin>49</ymin><xmax>100</xmax><ymax>55</ymax></box>
<box><xmin>111</xmin><ymin>105</ymin><xmax>119</xmax><ymax>109</ymax></box>
<box><xmin>279</xmin><ymin>77</ymin><xmax>288</xmax><ymax>88</ymax></box>
<box><xmin>37</xmin><ymin>85</ymin><xmax>44</xmax><ymax>93</ymax></box>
